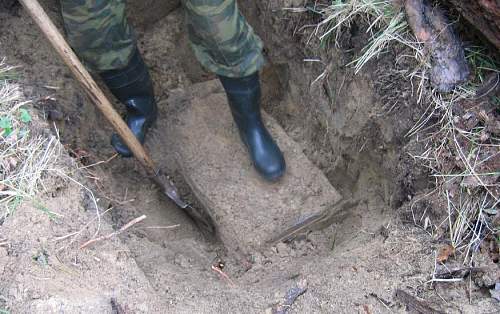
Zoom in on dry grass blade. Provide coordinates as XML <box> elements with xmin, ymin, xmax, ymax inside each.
<box><xmin>1</xmin><ymin>60</ymin><xmax>62</xmax><ymax>218</ymax></box>
<box><xmin>297</xmin><ymin>0</ymin><xmax>428</xmax><ymax>76</ymax></box>
<box><xmin>408</xmin><ymin>53</ymin><xmax>499</xmax><ymax>268</ymax></box>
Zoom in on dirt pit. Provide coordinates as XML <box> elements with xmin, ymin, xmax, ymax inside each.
<box><xmin>0</xmin><ymin>1</ymin><xmax>498</xmax><ymax>313</ymax></box>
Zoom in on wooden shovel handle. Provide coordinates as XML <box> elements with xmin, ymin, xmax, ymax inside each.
<box><xmin>19</xmin><ymin>0</ymin><xmax>158</xmax><ymax>174</ymax></box>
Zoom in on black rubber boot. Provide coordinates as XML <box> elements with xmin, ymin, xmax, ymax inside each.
<box><xmin>99</xmin><ymin>48</ymin><xmax>157</xmax><ymax>157</ymax></box>
<box><xmin>218</xmin><ymin>73</ymin><xmax>286</xmax><ymax>181</ymax></box>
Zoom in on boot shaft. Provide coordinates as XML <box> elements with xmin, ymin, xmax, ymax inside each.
<box><xmin>100</xmin><ymin>48</ymin><xmax>154</xmax><ymax>104</ymax></box>
<box><xmin>99</xmin><ymin>48</ymin><xmax>157</xmax><ymax>157</ymax></box>
<box><xmin>218</xmin><ymin>72</ymin><xmax>286</xmax><ymax>181</ymax></box>
<box><xmin>218</xmin><ymin>73</ymin><xmax>262</xmax><ymax>127</ymax></box>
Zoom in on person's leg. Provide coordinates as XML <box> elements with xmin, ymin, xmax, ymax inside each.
<box><xmin>182</xmin><ymin>0</ymin><xmax>264</xmax><ymax>77</ymax></box>
<box><xmin>183</xmin><ymin>0</ymin><xmax>286</xmax><ymax>181</ymax></box>
<box><xmin>60</xmin><ymin>0</ymin><xmax>157</xmax><ymax>157</ymax></box>
<box><xmin>60</xmin><ymin>0</ymin><xmax>135</xmax><ymax>71</ymax></box>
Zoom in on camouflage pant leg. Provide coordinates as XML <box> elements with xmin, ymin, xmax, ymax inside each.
<box><xmin>60</xmin><ymin>0</ymin><xmax>264</xmax><ymax>76</ymax></box>
<box><xmin>182</xmin><ymin>0</ymin><xmax>265</xmax><ymax>77</ymax></box>
<box><xmin>60</xmin><ymin>0</ymin><xmax>135</xmax><ymax>71</ymax></box>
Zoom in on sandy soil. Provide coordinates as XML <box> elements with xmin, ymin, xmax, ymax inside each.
<box><xmin>0</xmin><ymin>1</ymin><xmax>498</xmax><ymax>313</ymax></box>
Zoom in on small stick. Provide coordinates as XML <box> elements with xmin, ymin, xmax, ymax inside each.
<box><xmin>96</xmin><ymin>187</ymin><xmax>135</xmax><ymax>205</ymax></box>
<box><xmin>142</xmin><ymin>224</ymin><xmax>180</xmax><ymax>230</ymax></box>
<box><xmin>77</xmin><ymin>153</ymin><xmax>118</xmax><ymax>170</ymax></box>
<box><xmin>80</xmin><ymin>215</ymin><xmax>146</xmax><ymax>249</ymax></box>
<box><xmin>368</xmin><ymin>293</ymin><xmax>393</xmax><ymax>313</ymax></box>
<box><xmin>53</xmin><ymin>231</ymin><xmax>79</xmax><ymax>242</ymax></box>
<box><xmin>43</xmin><ymin>85</ymin><xmax>60</xmax><ymax>90</ymax></box>
<box><xmin>211</xmin><ymin>265</ymin><xmax>236</xmax><ymax>287</ymax></box>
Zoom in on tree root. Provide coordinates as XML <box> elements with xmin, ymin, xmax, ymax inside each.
<box><xmin>404</xmin><ymin>0</ymin><xmax>469</xmax><ymax>92</ymax></box>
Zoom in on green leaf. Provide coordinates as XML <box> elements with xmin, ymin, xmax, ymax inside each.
<box><xmin>19</xmin><ymin>108</ymin><xmax>32</xmax><ymax>123</ymax></box>
<box><xmin>0</xmin><ymin>116</ymin><xmax>12</xmax><ymax>136</ymax></box>
<box><xmin>8</xmin><ymin>196</ymin><xmax>23</xmax><ymax>215</ymax></box>
<box><xmin>36</xmin><ymin>204</ymin><xmax>57</xmax><ymax>220</ymax></box>
<box><xmin>0</xmin><ymin>116</ymin><xmax>11</xmax><ymax>128</ymax></box>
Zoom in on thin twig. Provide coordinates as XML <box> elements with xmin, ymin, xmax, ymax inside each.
<box><xmin>79</xmin><ymin>215</ymin><xmax>146</xmax><ymax>249</ymax></box>
<box><xmin>141</xmin><ymin>224</ymin><xmax>180</xmax><ymax>230</ymax></box>
<box><xmin>77</xmin><ymin>153</ymin><xmax>118</xmax><ymax>170</ymax></box>
<box><xmin>211</xmin><ymin>265</ymin><xmax>236</xmax><ymax>287</ymax></box>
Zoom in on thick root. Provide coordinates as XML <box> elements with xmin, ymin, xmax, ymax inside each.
<box><xmin>404</xmin><ymin>0</ymin><xmax>470</xmax><ymax>92</ymax></box>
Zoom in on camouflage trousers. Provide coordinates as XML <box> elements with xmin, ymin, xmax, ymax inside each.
<box><xmin>60</xmin><ymin>0</ymin><xmax>264</xmax><ymax>77</ymax></box>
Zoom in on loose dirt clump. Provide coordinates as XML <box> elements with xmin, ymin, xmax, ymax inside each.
<box><xmin>1</xmin><ymin>0</ymin><xmax>499</xmax><ymax>313</ymax></box>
